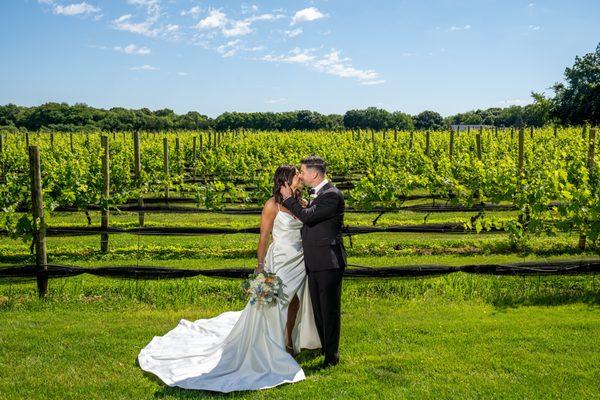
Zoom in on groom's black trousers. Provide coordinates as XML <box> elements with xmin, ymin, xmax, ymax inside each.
<box><xmin>307</xmin><ymin>267</ymin><xmax>344</xmax><ymax>359</ymax></box>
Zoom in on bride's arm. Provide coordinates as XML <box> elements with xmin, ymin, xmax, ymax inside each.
<box><xmin>256</xmin><ymin>198</ymin><xmax>277</xmax><ymax>273</ymax></box>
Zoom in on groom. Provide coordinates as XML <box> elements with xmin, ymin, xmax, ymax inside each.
<box><xmin>280</xmin><ymin>155</ymin><xmax>347</xmax><ymax>368</ymax></box>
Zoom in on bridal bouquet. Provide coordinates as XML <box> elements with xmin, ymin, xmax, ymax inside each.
<box><xmin>242</xmin><ymin>272</ymin><xmax>287</xmax><ymax>306</ymax></box>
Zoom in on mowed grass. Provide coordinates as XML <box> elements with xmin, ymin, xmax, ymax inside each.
<box><xmin>1</xmin><ymin>211</ymin><xmax>600</xmax><ymax>399</ymax></box>
<box><xmin>0</xmin><ymin>280</ymin><xmax>599</xmax><ymax>400</ymax></box>
<box><xmin>0</xmin><ymin>276</ymin><xmax>599</xmax><ymax>400</ymax></box>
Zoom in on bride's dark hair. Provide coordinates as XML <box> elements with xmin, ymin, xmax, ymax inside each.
<box><xmin>273</xmin><ymin>165</ymin><xmax>301</xmax><ymax>204</ymax></box>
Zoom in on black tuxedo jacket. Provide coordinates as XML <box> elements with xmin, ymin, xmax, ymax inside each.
<box><xmin>282</xmin><ymin>182</ymin><xmax>347</xmax><ymax>272</ymax></box>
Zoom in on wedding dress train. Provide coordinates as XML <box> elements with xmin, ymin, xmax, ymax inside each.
<box><xmin>137</xmin><ymin>208</ymin><xmax>321</xmax><ymax>392</ymax></box>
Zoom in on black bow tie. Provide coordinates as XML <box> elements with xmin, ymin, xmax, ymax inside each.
<box><xmin>309</xmin><ymin>188</ymin><xmax>316</xmax><ymax>195</ymax></box>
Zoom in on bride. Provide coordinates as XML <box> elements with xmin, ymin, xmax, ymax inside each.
<box><xmin>137</xmin><ymin>165</ymin><xmax>321</xmax><ymax>392</ymax></box>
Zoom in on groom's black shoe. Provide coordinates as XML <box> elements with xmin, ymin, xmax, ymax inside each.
<box><xmin>322</xmin><ymin>353</ymin><xmax>339</xmax><ymax>368</ymax></box>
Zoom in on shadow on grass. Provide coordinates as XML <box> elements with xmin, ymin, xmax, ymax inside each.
<box><xmin>489</xmin><ymin>289</ymin><xmax>600</xmax><ymax>310</ymax></box>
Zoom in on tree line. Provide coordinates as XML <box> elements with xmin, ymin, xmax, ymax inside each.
<box><xmin>1</xmin><ymin>43</ymin><xmax>597</xmax><ymax>133</ymax></box>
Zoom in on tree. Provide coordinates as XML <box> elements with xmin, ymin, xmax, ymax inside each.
<box><xmin>413</xmin><ymin>110</ymin><xmax>444</xmax><ymax>130</ymax></box>
<box><xmin>551</xmin><ymin>43</ymin><xmax>600</xmax><ymax>125</ymax></box>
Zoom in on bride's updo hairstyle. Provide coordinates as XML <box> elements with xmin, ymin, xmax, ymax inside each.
<box><xmin>273</xmin><ymin>165</ymin><xmax>301</xmax><ymax>204</ymax></box>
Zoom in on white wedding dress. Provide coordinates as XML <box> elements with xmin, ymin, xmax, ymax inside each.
<box><xmin>137</xmin><ymin>206</ymin><xmax>321</xmax><ymax>392</ymax></box>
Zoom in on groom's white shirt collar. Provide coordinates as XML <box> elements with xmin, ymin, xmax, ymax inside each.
<box><xmin>312</xmin><ymin>179</ymin><xmax>329</xmax><ymax>196</ymax></box>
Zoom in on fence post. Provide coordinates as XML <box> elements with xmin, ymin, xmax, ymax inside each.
<box><xmin>580</xmin><ymin>128</ymin><xmax>597</xmax><ymax>250</ymax></box>
<box><xmin>175</xmin><ymin>136</ymin><xmax>181</xmax><ymax>174</ymax></box>
<box><xmin>394</xmin><ymin>129</ymin><xmax>398</xmax><ymax>142</ymax></box>
<box><xmin>29</xmin><ymin>145</ymin><xmax>48</xmax><ymax>298</ymax></box>
<box><xmin>476</xmin><ymin>127</ymin><xmax>482</xmax><ymax>160</ymax></box>
<box><xmin>449</xmin><ymin>128</ymin><xmax>454</xmax><ymax>160</ymax></box>
<box><xmin>133</xmin><ymin>131</ymin><xmax>144</xmax><ymax>227</ymax></box>
<box><xmin>0</xmin><ymin>133</ymin><xmax>3</xmax><ymax>176</ymax></box>
<box><xmin>50</xmin><ymin>132</ymin><xmax>54</xmax><ymax>149</ymax></box>
<box><xmin>101</xmin><ymin>136</ymin><xmax>110</xmax><ymax>253</ymax></box>
<box><xmin>425</xmin><ymin>131</ymin><xmax>430</xmax><ymax>156</ymax></box>
<box><xmin>70</xmin><ymin>132</ymin><xmax>74</xmax><ymax>152</ymax></box>
<box><xmin>192</xmin><ymin>136</ymin><xmax>197</xmax><ymax>177</ymax></box>
<box><xmin>163</xmin><ymin>137</ymin><xmax>170</xmax><ymax>201</ymax></box>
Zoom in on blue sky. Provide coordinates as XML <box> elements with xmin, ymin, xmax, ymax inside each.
<box><xmin>1</xmin><ymin>0</ymin><xmax>599</xmax><ymax>117</ymax></box>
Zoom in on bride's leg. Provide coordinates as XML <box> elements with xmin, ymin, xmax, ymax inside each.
<box><xmin>285</xmin><ymin>294</ymin><xmax>300</xmax><ymax>350</ymax></box>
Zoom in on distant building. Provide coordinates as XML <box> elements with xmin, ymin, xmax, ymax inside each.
<box><xmin>450</xmin><ymin>124</ymin><xmax>495</xmax><ymax>131</ymax></box>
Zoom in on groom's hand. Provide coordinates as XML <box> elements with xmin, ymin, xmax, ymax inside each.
<box><xmin>280</xmin><ymin>182</ymin><xmax>293</xmax><ymax>200</ymax></box>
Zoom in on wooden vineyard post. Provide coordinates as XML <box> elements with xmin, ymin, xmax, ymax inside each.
<box><xmin>409</xmin><ymin>130</ymin><xmax>414</xmax><ymax>150</ymax></box>
<box><xmin>476</xmin><ymin>127</ymin><xmax>482</xmax><ymax>160</ymax></box>
<box><xmin>494</xmin><ymin>126</ymin><xmax>498</xmax><ymax>138</ymax></box>
<box><xmin>163</xmin><ymin>137</ymin><xmax>170</xmax><ymax>201</ymax></box>
<box><xmin>394</xmin><ymin>129</ymin><xmax>398</xmax><ymax>142</ymax></box>
<box><xmin>192</xmin><ymin>136</ymin><xmax>197</xmax><ymax>177</ymax></box>
<box><xmin>510</xmin><ymin>127</ymin><xmax>514</xmax><ymax>140</ymax></box>
<box><xmin>112</xmin><ymin>131</ymin><xmax>116</xmax><ymax>141</ymax></box>
<box><xmin>50</xmin><ymin>132</ymin><xmax>54</xmax><ymax>150</ymax></box>
<box><xmin>199</xmin><ymin>133</ymin><xmax>204</xmax><ymax>153</ymax></box>
<box><xmin>100</xmin><ymin>136</ymin><xmax>110</xmax><ymax>253</ymax></box>
<box><xmin>133</xmin><ymin>131</ymin><xmax>144</xmax><ymax>227</ymax></box>
<box><xmin>518</xmin><ymin>128</ymin><xmax>524</xmax><ymax>176</ymax></box>
<box><xmin>85</xmin><ymin>132</ymin><xmax>89</xmax><ymax>147</ymax></box>
<box><xmin>467</xmin><ymin>126</ymin><xmax>471</xmax><ymax>135</ymax></box>
<box><xmin>175</xmin><ymin>136</ymin><xmax>181</xmax><ymax>174</ymax></box>
<box><xmin>382</xmin><ymin>130</ymin><xmax>386</xmax><ymax>141</ymax></box>
<box><xmin>25</xmin><ymin>130</ymin><xmax>30</xmax><ymax>150</ymax></box>
<box><xmin>0</xmin><ymin>133</ymin><xmax>3</xmax><ymax>176</ymax></box>
<box><xmin>582</xmin><ymin>125</ymin><xmax>588</xmax><ymax>140</ymax></box>
<box><xmin>29</xmin><ymin>145</ymin><xmax>48</xmax><ymax>298</ymax></box>
<box><xmin>554</xmin><ymin>125</ymin><xmax>558</xmax><ymax>138</ymax></box>
<box><xmin>580</xmin><ymin>128</ymin><xmax>596</xmax><ymax>250</ymax></box>
<box><xmin>529</xmin><ymin>126</ymin><xmax>534</xmax><ymax>140</ymax></box>
<box><xmin>425</xmin><ymin>131</ymin><xmax>430</xmax><ymax>156</ymax></box>
<box><xmin>517</xmin><ymin>128</ymin><xmax>528</xmax><ymax>227</ymax></box>
<box><xmin>69</xmin><ymin>132</ymin><xmax>74</xmax><ymax>152</ymax></box>
<box><xmin>371</xmin><ymin>129</ymin><xmax>375</xmax><ymax>144</ymax></box>
<box><xmin>449</xmin><ymin>128</ymin><xmax>454</xmax><ymax>160</ymax></box>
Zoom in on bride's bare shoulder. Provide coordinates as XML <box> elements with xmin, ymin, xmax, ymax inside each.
<box><xmin>261</xmin><ymin>197</ymin><xmax>278</xmax><ymax>215</ymax></box>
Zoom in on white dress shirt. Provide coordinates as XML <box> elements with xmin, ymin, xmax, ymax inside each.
<box><xmin>311</xmin><ymin>179</ymin><xmax>329</xmax><ymax>196</ymax></box>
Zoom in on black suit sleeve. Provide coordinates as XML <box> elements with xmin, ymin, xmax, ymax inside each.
<box><xmin>283</xmin><ymin>191</ymin><xmax>339</xmax><ymax>227</ymax></box>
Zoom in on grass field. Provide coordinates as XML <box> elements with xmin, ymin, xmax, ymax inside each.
<box><xmin>1</xmin><ymin>211</ymin><xmax>599</xmax><ymax>399</ymax></box>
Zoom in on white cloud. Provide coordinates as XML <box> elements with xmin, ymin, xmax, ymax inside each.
<box><xmin>265</xmin><ymin>98</ymin><xmax>286</xmax><ymax>104</ymax></box>
<box><xmin>197</xmin><ymin>9</ymin><xmax>281</xmax><ymax>37</ymax></box>
<box><xmin>53</xmin><ymin>2</ymin><xmax>100</xmax><ymax>16</ymax></box>
<box><xmin>112</xmin><ymin>0</ymin><xmax>171</xmax><ymax>38</ymax></box>
<box><xmin>223</xmin><ymin>20</ymin><xmax>252</xmax><ymax>37</ymax></box>
<box><xmin>181</xmin><ymin>6</ymin><xmax>202</xmax><ymax>17</ymax></box>
<box><xmin>291</xmin><ymin>7</ymin><xmax>326</xmax><ymax>25</ymax></box>
<box><xmin>284</xmin><ymin>28</ymin><xmax>303</xmax><ymax>37</ymax></box>
<box><xmin>112</xmin><ymin>14</ymin><xmax>159</xmax><ymax>37</ymax></box>
<box><xmin>450</xmin><ymin>24</ymin><xmax>471</xmax><ymax>31</ymax></box>
<box><xmin>177</xmin><ymin>71</ymin><xmax>188</xmax><ymax>76</ymax></box>
<box><xmin>115</xmin><ymin>44</ymin><xmax>151</xmax><ymax>55</ymax></box>
<box><xmin>528</xmin><ymin>25</ymin><xmax>540</xmax><ymax>30</ymax></box>
<box><xmin>129</xmin><ymin>64</ymin><xmax>158</xmax><ymax>71</ymax></box>
<box><xmin>197</xmin><ymin>9</ymin><xmax>228</xmax><ymax>30</ymax></box>
<box><xmin>216</xmin><ymin>39</ymin><xmax>241</xmax><ymax>57</ymax></box>
<box><xmin>528</xmin><ymin>2</ymin><xmax>535</xmax><ymax>7</ymax></box>
<box><xmin>262</xmin><ymin>48</ymin><xmax>383</xmax><ymax>85</ymax></box>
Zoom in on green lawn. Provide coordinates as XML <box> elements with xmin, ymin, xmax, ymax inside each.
<box><xmin>1</xmin><ymin>276</ymin><xmax>599</xmax><ymax>400</ymax></box>
<box><xmin>1</xmin><ymin>210</ymin><xmax>599</xmax><ymax>399</ymax></box>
